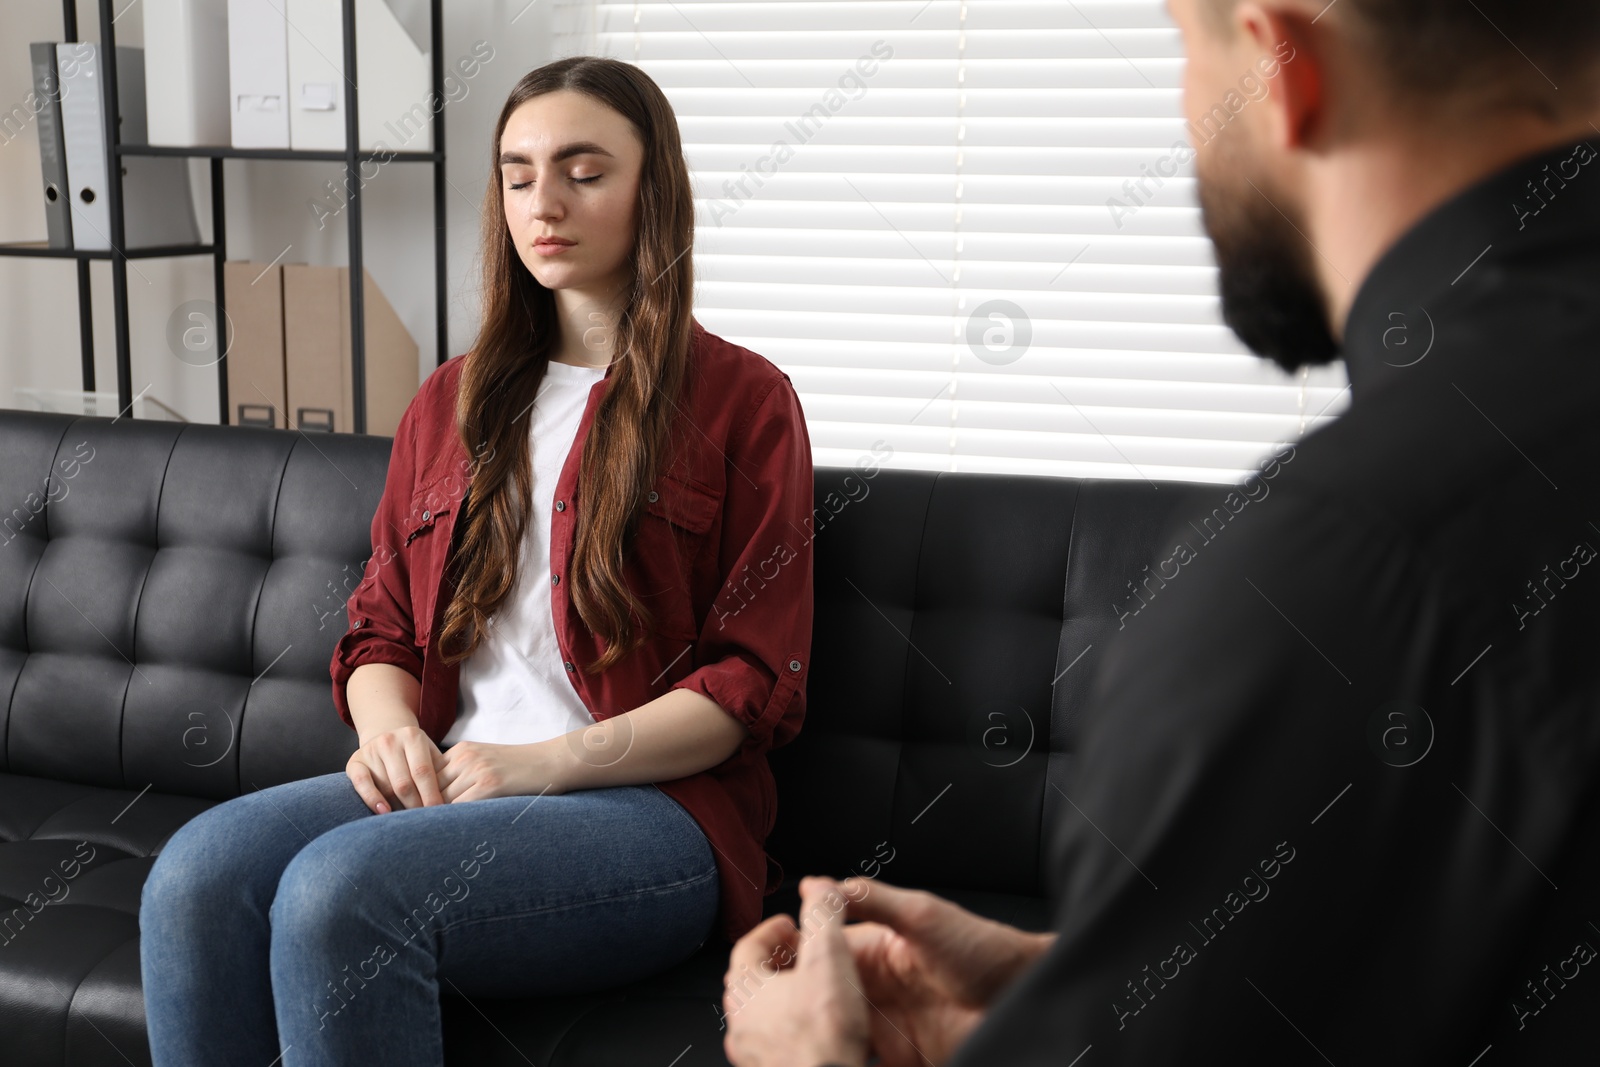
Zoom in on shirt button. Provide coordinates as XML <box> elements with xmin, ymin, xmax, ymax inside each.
<box><xmin>555</xmin><ymin>500</ymin><xmax>566</xmax><ymax>512</ymax></box>
<box><xmin>647</xmin><ymin>490</ymin><xmax>659</xmax><ymax>503</ymax></box>
<box><xmin>421</xmin><ymin>510</ymin><xmax>431</xmax><ymax>521</ymax></box>
<box><xmin>551</xmin><ymin>574</ymin><xmax>560</xmax><ymax>586</ymax></box>
<box><xmin>788</xmin><ymin>658</ymin><xmax>801</xmax><ymax>672</ymax></box>
<box><xmin>564</xmin><ymin>661</ymin><xmax>575</xmax><ymax>672</ymax></box>
<box><xmin>353</xmin><ymin>618</ymin><xmax>364</xmax><ymax>629</ymax></box>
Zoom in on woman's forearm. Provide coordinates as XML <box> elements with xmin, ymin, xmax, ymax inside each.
<box><xmin>546</xmin><ymin>687</ymin><xmax>748</xmax><ymax>792</ymax></box>
<box><xmin>346</xmin><ymin>662</ymin><xmax>424</xmax><ymax>746</ymax></box>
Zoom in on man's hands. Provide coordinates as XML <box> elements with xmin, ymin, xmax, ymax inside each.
<box><xmin>832</xmin><ymin>876</ymin><xmax>1056</xmax><ymax>1066</ymax></box>
<box><xmin>346</xmin><ymin>725</ymin><xmax>445</xmax><ymax>812</ymax></box>
<box><xmin>723</xmin><ymin>876</ymin><xmax>872</xmax><ymax>1067</ymax></box>
<box><xmin>723</xmin><ymin>874</ymin><xmax>1058</xmax><ymax>1067</ymax></box>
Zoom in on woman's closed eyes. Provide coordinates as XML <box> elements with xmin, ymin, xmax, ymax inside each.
<box><xmin>507</xmin><ymin>175</ymin><xmax>602</xmax><ymax>190</ymax></box>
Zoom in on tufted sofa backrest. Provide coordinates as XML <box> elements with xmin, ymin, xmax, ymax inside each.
<box><xmin>767</xmin><ymin>465</ymin><xmax>1212</xmax><ymax>904</ymax></box>
<box><xmin>0</xmin><ymin>412</ymin><xmax>382</xmax><ymax>797</ymax></box>
<box><xmin>0</xmin><ymin>410</ymin><xmax>1212</xmax><ymax>905</ymax></box>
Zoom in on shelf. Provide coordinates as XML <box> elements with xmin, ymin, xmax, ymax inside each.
<box><xmin>117</xmin><ymin>144</ymin><xmax>442</xmax><ymax>164</ymax></box>
<box><xmin>18</xmin><ymin>0</ymin><xmax>451</xmax><ymax>433</ymax></box>
<box><xmin>0</xmin><ymin>241</ymin><xmax>217</xmax><ymax>260</ymax></box>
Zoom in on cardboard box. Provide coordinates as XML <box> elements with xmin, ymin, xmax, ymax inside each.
<box><xmin>283</xmin><ymin>263</ymin><xmax>419</xmax><ymax>436</ymax></box>
<box><xmin>223</xmin><ymin>260</ymin><xmax>287</xmax><ymax>428</ymax></box>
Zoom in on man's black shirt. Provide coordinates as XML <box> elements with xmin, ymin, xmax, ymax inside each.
<box><xmin>946</xmin><ymin>138</ymin><xmax>1600</xmax><ymax>1065</ymax></box>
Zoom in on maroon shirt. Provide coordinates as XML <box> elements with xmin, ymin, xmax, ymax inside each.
<box><xmin>329</xmin><ymin>319</ymin><xmax>814</xmax><ymax>944</ymax></box>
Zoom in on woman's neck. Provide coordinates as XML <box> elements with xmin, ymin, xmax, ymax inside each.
<box><xmin>553</xmin><ymin>281</ymin><xmax>628</xmax><ymax>366</ymax></box>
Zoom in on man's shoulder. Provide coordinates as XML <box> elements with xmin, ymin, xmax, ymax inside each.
<box><xmin>1121</xmin><ymin>471</ymin><xmax>1429</xmax><ymax>662</ymax></box>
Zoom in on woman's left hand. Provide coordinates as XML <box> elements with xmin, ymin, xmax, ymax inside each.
<box><xmin>437</xmin><ymin>740</ymin><xmax>566</xmax><ymax>803</ymax></box>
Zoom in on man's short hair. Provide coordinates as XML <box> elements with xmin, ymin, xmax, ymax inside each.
<box><xmin>1210</xmin><ymin>0</ymin><xmax>1600</xmax><ymax>107</ymax></box>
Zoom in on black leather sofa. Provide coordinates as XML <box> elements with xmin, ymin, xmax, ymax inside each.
<box><xmin>0</xmin><ymin>409</ymin><xmax>1209</xmax><ymax>1066</ymax></box>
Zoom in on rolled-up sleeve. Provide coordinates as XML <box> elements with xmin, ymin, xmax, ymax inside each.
<box><xmin>329</xmin><ymin>401</ymin><xmax>423</xmax><ymax>730</ymax></box>
<box><xmin>671</xmin><ymin>374</ymin><xmax>814</xmax><ymax>755</ymax></box>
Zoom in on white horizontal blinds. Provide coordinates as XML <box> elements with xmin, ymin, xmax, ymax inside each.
<box><xmin>555</xmin><ymin>1</ymin><xmax>1351</xmax><ymax>484</ymax></box>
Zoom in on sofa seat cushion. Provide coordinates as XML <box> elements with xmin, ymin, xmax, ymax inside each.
<box><xmin>0</xmin><ymin>772</ymin><xmax>215</xmax><ymax>1067</ymax></box>
<box><xmin>0</xmin><ymin>770</ymin><xmax>1052</xmax><ymax>1067</ymax></box>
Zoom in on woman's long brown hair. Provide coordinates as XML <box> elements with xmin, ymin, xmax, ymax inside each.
<box><xmin>438</xmin><ymin>56</ymin><xmax>695</xmax><ymax>675</ymax></box>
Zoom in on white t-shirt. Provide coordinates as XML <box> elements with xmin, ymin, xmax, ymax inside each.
<box><xmin>445</xmin><ymin>358</ymin><xmax>607</xmax><ymax>746</ymax></box>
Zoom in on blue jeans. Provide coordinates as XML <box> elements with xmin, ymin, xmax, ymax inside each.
<box><xmin>139</xmin><ymin>770</ymin><xmax>720</xmax><ymax>1066</ymax></box>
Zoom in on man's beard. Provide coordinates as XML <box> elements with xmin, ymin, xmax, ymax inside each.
<box><xmin>1195</xmin><ymin>143</ymin><xmax>1340</xmax><ymax>374</ymax></box>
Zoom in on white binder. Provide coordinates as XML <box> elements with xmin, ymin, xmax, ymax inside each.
<box><xmin>54</xmin><ymin>42</ymin><xmax>111</xmax><ymax>249</ymax></box>
<box><xmin>228</xmin><ymin>0</ymin><xmax>289</xmax><ymax>148</ymax></box>
<box><xmin>286</xmin><ymin>0</ymin><xmax>345</xmax><ymax>151</ymax></box>
<box><xmin>278</xmin><ymin>0</ymin><xmax>432</xmax><ymax>152</ymax></box>
<box><xmin>56</xmin><ymin>43</ymin><xmax>202</xmax><ymax>251</ymax></box>
<box><xmin>143</xmin><ymin>0</ymin><xmax>232</xmax><ymax>147</ymax></box>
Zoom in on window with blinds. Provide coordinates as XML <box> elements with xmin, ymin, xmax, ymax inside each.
<box><xmin>551</xmin><ymin>0</ymin><xmax>1350</xmax><ymax>484</ymax></box>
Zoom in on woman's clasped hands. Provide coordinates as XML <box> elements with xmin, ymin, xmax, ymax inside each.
<box><xmin>345</xmin><ymin>725</ymin><xmax>569</xmax><ymax>811</ymax></box>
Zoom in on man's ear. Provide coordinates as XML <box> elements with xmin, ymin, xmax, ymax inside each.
<box><xmin>1235</xmin><ymin>3</ymin><xmax>1325</xmax><ymax>151</ymax></box>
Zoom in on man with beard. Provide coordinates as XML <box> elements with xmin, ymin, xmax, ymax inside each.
<box><xmin>721</xmin><ymin>0</ymin><xmax>1600</xmax><ymax>1065</ymax></box>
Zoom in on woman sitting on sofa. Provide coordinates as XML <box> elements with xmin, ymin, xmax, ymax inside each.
<box><xmin>139</xmin><ymin>55</ymin><xmax>815</xmax><ymax>1066</ymax></box>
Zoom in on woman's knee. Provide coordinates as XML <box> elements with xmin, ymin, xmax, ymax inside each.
<box><xmin>143</xmin><ymin>802</ymin><xmax>257</xmax><ymax>924</ymax></box>
<box><xmin>269</xmin><ymin>822</ymin><xmax>409</xmax><ymax>948</ymax></box>
<box><xmin>269</xmin><ymin>837</ymin><xmax>350</xmax><ymax>940</ymax></box>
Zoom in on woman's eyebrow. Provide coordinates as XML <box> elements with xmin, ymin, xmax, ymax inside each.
<box><xmin>498</xmin><ymin>142</ymin><xmax>615</xmax><ymax>166</ymax></box>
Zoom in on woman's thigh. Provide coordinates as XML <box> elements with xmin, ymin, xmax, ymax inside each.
<box><xmin>268</xmin><ymin>781</ymin><xmax>720</xmax><ymax>1000</ymax></box>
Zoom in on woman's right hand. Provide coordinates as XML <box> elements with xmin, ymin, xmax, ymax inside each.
<box><xmin>346</xmin><ymin>725</ymin><xmax>447</xmax><ymax>812</ymax></box>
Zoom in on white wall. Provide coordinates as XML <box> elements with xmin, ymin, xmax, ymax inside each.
<box><xmin>0</xmin><ymin>0</ymin><xmax>558</xmax><ymax>424</ymax></box>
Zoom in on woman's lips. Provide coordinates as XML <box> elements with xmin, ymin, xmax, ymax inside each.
<box><xmin>534</xmin><ymin>239</ymin><xmax>574</xmax><ymax>257</ymax></box>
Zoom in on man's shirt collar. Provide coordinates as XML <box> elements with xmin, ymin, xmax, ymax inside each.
<box><xmin>1340</xmin><ymin>136</ymin><xmax>1600</xmax><ymax>400</ymax></box>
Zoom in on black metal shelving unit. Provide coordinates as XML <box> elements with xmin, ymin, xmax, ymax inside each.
<box><xmin>0</xmin><ymin>0</ymin><xmax>449</xmax><ymax>433</ymax></box>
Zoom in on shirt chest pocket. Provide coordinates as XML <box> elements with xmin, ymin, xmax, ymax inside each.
<box><xmin>403</xmin><ymin>475</ymin><xmax>464</xmax><ymax>646</ymax></box>
<box><xmin>644</xmin><ymin>471</ymin><xmax>721</xmax><ymax>536</ymax></box>
<box><xmin>634</xmin><ymin>471</ymin><xmax>723</xmax><ymax>639</ymax></box>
